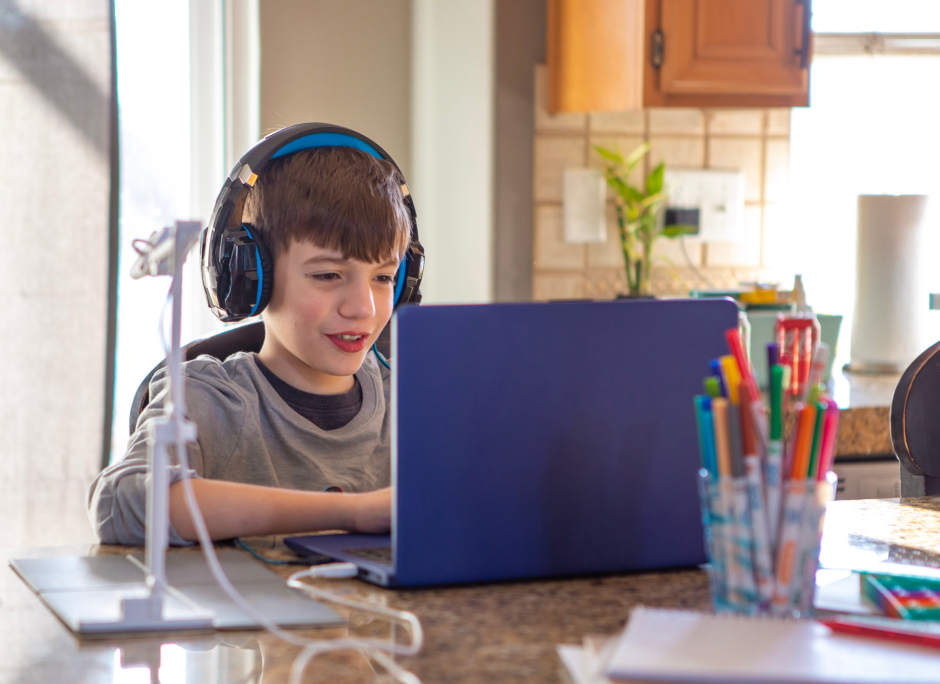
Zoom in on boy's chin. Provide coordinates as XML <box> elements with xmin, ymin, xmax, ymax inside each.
<box><xmin>317</xmin><ymin>350</ymin><xmax>369</xmax><ymax>378</ymax></box>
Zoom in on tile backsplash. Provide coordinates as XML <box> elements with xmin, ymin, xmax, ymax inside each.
<box><xmin>532</xmin><ymin>65</ymin><xmax>790</xmax><ymax>300</ymax></box>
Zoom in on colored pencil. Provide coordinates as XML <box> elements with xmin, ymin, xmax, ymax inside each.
<box><xmin>712</xmin><ymin>397</ymin><xmax>732</xmax><ymax>477</ymax></box>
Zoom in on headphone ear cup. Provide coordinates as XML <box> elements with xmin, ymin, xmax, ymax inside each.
<box><xmin>252</xmin><ymin>228</ymin><xmax>274</xmax><ymax>314</ymax></box>
<box><xmin>394</xmin><ymin>241</ymin><xmax>424</xmax><ymax>308</ymax></box>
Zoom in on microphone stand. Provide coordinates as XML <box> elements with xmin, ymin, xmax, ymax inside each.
<box><xmin>116</xmin><ymin>220</ymin><xmax>213</xmax><ymax>630</ymax></box>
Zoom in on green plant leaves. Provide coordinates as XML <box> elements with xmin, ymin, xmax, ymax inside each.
<box><xmin>646</xmin><ymin>162</ymin><xmax>665</xmax><ymax>195</ymax></box>
<box><xmin>593</xmin><ymin>145</ymin><xmax>624</xmax><ymax>164</ymax></box>
<box><xmin>662</xmin><ymin>224</ymin><xmax>699</xmax><ymax>238</ymax></box>
<box><xmin>591</xmin><ymin>141</ymin><xmax>687</xmax><ymax>297</ymax></box>
<box><xmin>624</xmin><ymin>141</ymin><xmax>652</xmax><ymax>173</ymax></box>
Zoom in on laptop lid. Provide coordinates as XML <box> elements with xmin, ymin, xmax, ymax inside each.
<box><xmin>391</xmin><ymin>298</ymin><xmax>739</xmax><ymax>587</ymax></box>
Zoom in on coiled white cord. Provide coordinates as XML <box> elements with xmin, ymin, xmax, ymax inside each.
<box><xmin>286</xmin><ymin>565</ymin><xmax>424</xmax><ymax>684</ymax></box>
<box><xmin>158</xmin><ymin>294</ymin><xmax>423</xmax><ymax>684</ymax></box>
<box><xmin>173</xmin><ymin>430</ymin><xmax>423</xmax><ymax>683</ymax></box>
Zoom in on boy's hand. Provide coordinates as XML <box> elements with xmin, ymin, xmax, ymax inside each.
<box><xmin>349</xmin><ymin>487</ymin><xmax>392</xmax><ymax>534</ymax></box>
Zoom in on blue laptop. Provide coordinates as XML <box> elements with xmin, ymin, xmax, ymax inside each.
<box><xmin>286</xmin><ymin>298</ymin><xmax>739</xmax><ymax>586</ymax></box>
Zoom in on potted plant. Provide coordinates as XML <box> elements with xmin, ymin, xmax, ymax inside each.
<box><xmin>594</xmin><ymin>142</ymin><xmax>696</xmax><ymax>297</ymax></box>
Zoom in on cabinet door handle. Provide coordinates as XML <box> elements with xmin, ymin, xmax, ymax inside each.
<box><xmin>651</xmin><ymin>29</ymin><xmax>664</xmax><ymax>69</ymax></box>
<box><xmin>794</xmin><ymin>0</ymin><xmax>812</xmax><ymax>69</ymax></box>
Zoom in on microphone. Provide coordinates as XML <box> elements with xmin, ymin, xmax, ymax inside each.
<box><xmin>130</xmin><ymin>220</ymin><xmax>201</xmax><ymax>279</ymax></box>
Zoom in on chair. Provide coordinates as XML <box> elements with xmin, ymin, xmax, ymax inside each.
<box><xmin>128</xmin><ymin>320</ymin><xmax>393</xmax><ymax>434</ymax></box>
<box><xmin>891</xmin><ymin>339</ymin><xmax>940</xmax><ymax>496</ymax></box>
<box><xmin>128</xmin><ymin>320</ymin><xmax>266</xmax><ymax>435</ymax></box>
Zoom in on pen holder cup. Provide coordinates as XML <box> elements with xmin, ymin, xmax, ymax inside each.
<box><xmin>698</xmin><ymin>469</ymin><xmax>837</xmax><ymax>617</ymax></box>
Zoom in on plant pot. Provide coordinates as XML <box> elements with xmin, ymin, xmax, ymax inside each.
<box><xmin>616</xmin><ymin>293</ymin><xmax>656</xmax><ymax>300</ymax></box>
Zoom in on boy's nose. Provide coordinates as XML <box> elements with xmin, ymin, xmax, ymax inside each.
<box><xmin>339</xmin><ymin>280</ymin><xmax>376</xmax><ymax>320</ymax></box>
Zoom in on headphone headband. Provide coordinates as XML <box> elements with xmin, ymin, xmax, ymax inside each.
<box><xmin>201</xmin><ymin>123</ymin><xmax>424</xmax><ymax>323</ymax></box>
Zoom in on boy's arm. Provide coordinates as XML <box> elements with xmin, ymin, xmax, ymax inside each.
<box><xmin>168</xmin><ymin>480</ymin><xmax>391</xmax><ymax>541</ymax></box>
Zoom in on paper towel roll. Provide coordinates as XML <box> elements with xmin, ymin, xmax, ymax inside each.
<box><xmin>849</xmin><ymin>194</ymin><xmax>929</xmax><ymax>373</ymax></box>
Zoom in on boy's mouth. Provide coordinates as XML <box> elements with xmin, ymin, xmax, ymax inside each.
<box><xmin>326</xmin><ymin>332</ymin><xmax>370</xmax><ymax>353</ymax></box>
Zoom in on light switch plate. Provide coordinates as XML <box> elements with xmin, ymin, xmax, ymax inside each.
<box><xmin>663</xmin><ymin>169</ymin><xmax>745</xmax><ymax>243</ymax></box>
<box><xmin>562</xmin><ymin>168</ymin><xmax>607</xmax><ymax>243</ymax></box>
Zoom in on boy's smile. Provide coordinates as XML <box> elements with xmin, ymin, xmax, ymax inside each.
<box><xmin>258</xmin><ymin>241</ymin><xmax>400</xmax><ymax>395</ymax></box>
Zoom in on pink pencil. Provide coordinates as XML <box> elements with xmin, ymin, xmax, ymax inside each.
<box><xmin>816</xmin><ymin>400</ymin><xmax>841</xmax><ymax>480</ymax></box>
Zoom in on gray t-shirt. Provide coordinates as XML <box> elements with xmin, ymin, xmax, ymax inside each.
<box><xmin>86</xmin><ymin>351</ymin><xmax>391</xmax><ymax>545</ymax></box>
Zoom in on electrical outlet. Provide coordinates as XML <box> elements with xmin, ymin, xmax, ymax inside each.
<box><xmin>663</xmin><ymin>169</ymin><xmax>745</xmax><ymax>243</ymax></box>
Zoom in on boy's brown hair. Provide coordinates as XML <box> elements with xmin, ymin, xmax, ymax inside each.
<box><xmin>243</xmin><ymin>146</ymin><xmax>412</xmax><ymax>263</ymax></box>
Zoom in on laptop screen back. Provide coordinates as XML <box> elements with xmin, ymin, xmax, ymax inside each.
<box><xmin>392</xmin><ymin>298</ymin><xmax>739</xmax><ymax>586</ymax></box>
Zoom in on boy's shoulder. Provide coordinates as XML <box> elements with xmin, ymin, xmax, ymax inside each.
<box><xmin>149</xmin><ymin>352</ymin><xmax>261</xmax><ymax>403</ymax></box>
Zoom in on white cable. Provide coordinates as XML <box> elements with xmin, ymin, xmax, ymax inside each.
<box><xmin>680</xmin><ymin>235</ymin><xmax>713</xmax><ymax>288</ymax></box>
<box><xmin>286</xmin><ymin>566</ymin><xmax>424</xmax><ymax>684</ymax></box>
<box><xmin>157</xmin><ymin>283</ymin><xmax>424</xmax><ymax>684</ymax></box>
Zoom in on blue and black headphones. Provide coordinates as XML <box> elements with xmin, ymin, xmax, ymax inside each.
<box><xmin>200</xmin><ymin>123</ymin><xmax>425</xmax><ymax>367</ymax></box>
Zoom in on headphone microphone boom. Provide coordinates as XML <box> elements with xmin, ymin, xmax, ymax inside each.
<box><xmin>200</xmin><ymin>123</ymin><xmax>425</xmax><ymax>324</ymax></box>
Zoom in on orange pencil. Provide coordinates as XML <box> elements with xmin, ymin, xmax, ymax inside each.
<box><xmin>790</xmin><ymin>403</ymin><xmax>818</xmax><ymax>480</ymax></box>
<box><xmin>712</xmin><ymin>397</ymin><xmax>732</xmax><ymax>477</ymax></box>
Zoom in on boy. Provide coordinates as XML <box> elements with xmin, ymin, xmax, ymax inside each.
<box><xmin>88</xmin><ymin>142</ymin><xmax>410</xmax><ymax>545</ymax></box>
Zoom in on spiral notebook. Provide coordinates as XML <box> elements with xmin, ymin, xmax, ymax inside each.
<box><xmin>605</xmin><ymin>607</ymin><xmax>940</xmax><ymax>683</ymax></box>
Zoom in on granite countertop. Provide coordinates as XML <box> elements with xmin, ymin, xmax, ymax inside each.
<box><xmin>6</xmin><ymin>496</ymin><xmax>940</xmax><ymax>683</ymax></box>
<box><xmin>1</xmin><ymin>540</ymin><xmax>712</xmax><ymax>684</ymax></box>
<box><xmin>830</xmin><ymin>369</ymin><xmax>901</xmax><ymax>460</ymax></box>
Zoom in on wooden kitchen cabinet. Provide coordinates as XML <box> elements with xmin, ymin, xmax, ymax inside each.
<box><xmin>547</xmin><ymin>0</ymin><xmax>811</xmax><ymax>112</ymax></box>
<box><xmin>644</xmin><ymin>0</ymin><xmax>811</xmax><ymax>107</ymax></box>
<box><xmin>547</xmin><ymin>0</ymin><xmax>645</xmax><ymax>113</ymax></box>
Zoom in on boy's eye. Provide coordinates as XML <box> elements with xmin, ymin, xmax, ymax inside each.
<box><xmin>375</xmin><ymin>274</ymin><xmax>396</xmax><ymax>284</ymax></box>
<box><xmin>311</xmin><ymin>272</ymin><xmax>340</xmax><ymax>281</ymax></box>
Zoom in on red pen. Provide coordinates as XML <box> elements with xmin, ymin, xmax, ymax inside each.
<box><xmin>820</xmin><ymin>617</ymin><xmax>940</xmax><ymax>652</ymax></box>
<box><xmin>724</xmin><ymin>328</ymin><xmax>759</xmax><ymax>399</ymax></box>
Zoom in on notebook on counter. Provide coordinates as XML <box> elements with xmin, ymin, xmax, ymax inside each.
<box><xmin>603</xmin><ymin>607</ymin><xmax>940</xmax><ymax>683</ymax></box>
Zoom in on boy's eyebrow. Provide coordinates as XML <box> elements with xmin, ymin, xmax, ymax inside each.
<box><xmin>302</xmin><ymin>256</ymin><xmax>401</xmax><ymax>268</ymax></box>
<box><xmin>302</xmin><ymin>256</ymin><xmax>347</xmax><ymax>266</ymax></box>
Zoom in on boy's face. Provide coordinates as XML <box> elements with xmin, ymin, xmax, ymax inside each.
<box><xmin>263</xmin><ymin>240</ymin><xmax>400</xmax><ymax>389</ymax></box>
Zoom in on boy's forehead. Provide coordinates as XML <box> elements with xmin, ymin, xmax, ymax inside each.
<box><xmin>288</xmin><ymin>241</ymin><xmax>399</xmax><ymax>267</ymax></box>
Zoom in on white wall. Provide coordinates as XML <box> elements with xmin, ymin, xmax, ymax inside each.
<box><xmin>0</xmin><ymin>0</ymin><xmax>110</xmax><ymax>546</ymax></box>
<box><xmin>411</xmin><ymin>0</ymin><xmax>495</xmax><ymax>303</ymax></box>
<box><xmin>259</xmin><ymin>0</ymin><xmax>412</xmax><ymax>177</ymax></box>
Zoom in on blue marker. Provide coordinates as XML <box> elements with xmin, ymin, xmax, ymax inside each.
<box><xmin>709</xmin><ymin>359</ymin><xmax>727</xmax><ymax>397</ymax></box>
<box><xmin>694</xmin><ymin>395</ymin><xmax>718</xmax><ymax>477</ymax></box>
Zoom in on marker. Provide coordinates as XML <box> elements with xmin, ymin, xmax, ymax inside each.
<box><xmin>766</xmin><ymin>363</ymin><xmax>787</xmax><ymax>547</ymax></box>
<box><xmin>817</xmin><ymin>400</ymin><xmax>841</xmax><ymax>480</ymax></box>
<box><xmin>712</xmin><ymin>397</ymin><xmax>732</xmax><ymax>477</ymax></box>
<box><xmin>720</xmin><ymin>356</ymin><xmax>742</xmax><ymax>406</ymax></box>
<box><xmin>806</xmin><ymin>400</ymin><xmax>828</xmax><ymax>480</ymax></box>
<box><xmin>694</xmin><ymin>396</ymin><xmax>718</xmax><ymax>475</ymax></box>
<box><xmin>740</xmin><ymin>381</ymin><xmax>775</xmax><ymax>605</ymax></box>
<box><xmin>790</xmin><ymin>403</ymin><xmax>819</xmax><ymax>480</ymax></box>
<box><xmin>725</xmin><ymin>328</ymin><xmax>759</xmax><ymax>399</ymax></box>
<box><xmin>704</xmin><ymin>376</ymin><xmax>723</xmax><ymax>398</ymax></box>
<box><xmin>767</xmin><ymin>342</ymin><xmax>780</xmax><ymax>370</ymax></box>
<box><xmin>770</xmin><ymin>365</ymin><xmax>784</xmax><ymax>442</ymax></box>
<box><xmin>710</xmin><ymin>359</ymin><xmax>727</xmax><ymax>397</ymax></box>
<box><xmin>726</xmin><ymin>328</ymin><xmax>769</xmax><ymax>452</ymax></box>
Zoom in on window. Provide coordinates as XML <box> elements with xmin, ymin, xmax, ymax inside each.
<box><xmin>781</xmin><ymin>1</ymin><xmax>940</xmax><ymax>370</ymax></box>
<box><xmin>112</xmin><ymin>0</ymin><xmax>194</xmax><ymax>461</ymax></box>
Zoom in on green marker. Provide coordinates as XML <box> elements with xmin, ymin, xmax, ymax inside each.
<box><xmin>770</xmin><ymin>365</ymin><xmax>784</xmax><ymax>441</ymax></box>
<box><xmin>806</xmin><ymin>400</ymin><xmax>828</xmax><ymax>479</ymax></box>
<box><xmin>766</xmin><ymin>364</ymin><xmax>786</xmax><ymax>547</ymax></box>
<box><xmin>704</xmin><ymin>376</ymin><xmax>722</xmax><ymax>398</ymax></box>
